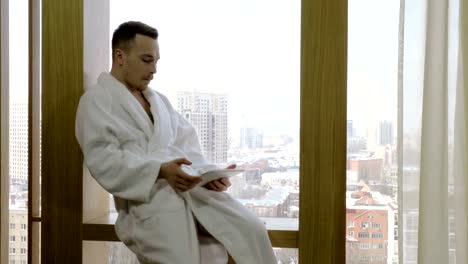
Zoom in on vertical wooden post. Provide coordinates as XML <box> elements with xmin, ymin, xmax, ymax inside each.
<box><xmin>42</xmin><ymin>0</ymin><xmax>83</xmax><ymax>263</ymax></box>
<box><xmin>299</xmin><ymin>0</ymin><xmax>348</xmax><ymax>263</ymax></box>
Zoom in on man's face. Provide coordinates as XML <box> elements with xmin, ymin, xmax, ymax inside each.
<box><xmin>118</xmin><ymin>34</ymin><xmax>160</xmax><ymax>91</ymax></box>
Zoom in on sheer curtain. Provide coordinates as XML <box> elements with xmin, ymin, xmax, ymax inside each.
<box><xmin>399</xmin><ymin>0</ymin><xmax>467</xmax><ymax>263</ymax></box>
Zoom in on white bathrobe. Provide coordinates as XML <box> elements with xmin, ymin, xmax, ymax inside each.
<box><xmin>75</xmin><ymin>73</ymin><xmax>276</xmax><ymax>264</ymax></box>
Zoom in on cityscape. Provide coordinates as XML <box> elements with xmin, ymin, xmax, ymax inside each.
<box><xmin>176</xmin><ymin>91</ymin><xmax>402</xmax><ymax>263</ymax></box>
<box><xmin>7</xmin><ymin>92</ymin><xmax>416</xmax><ymax>264</ymax></box>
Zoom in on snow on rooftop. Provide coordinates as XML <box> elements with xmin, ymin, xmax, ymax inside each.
<box><xmin>238</xmin><ymin>186</ymin><xmax>292</xmax><ymax>207</ymax></box>
<box><xmin>289</xmin><ymin>206</ymin><xmax>299</xmax><ymax>212</ymax></box>
<box><xmin>9</xmin><ymin>198</ymin><xmax>28</xmax><ymax>210</ymax></box>
<box><xmin>346</xmin><ymin>190</ymin><xmax>394</xmax><ymax>209</ymax></box>
<box><xmin>346</xmin><ymin>235</ymin><xmax>359</xmax><ymax>242</ymax></box>
<box><xmin>262</xmin><ymin>171</ymin><xmax>299</xmax><ymax>180</ymax></box>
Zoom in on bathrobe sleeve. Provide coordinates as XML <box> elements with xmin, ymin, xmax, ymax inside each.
<box><xmin>75</xmin><ymin>91</ymin><xmax>160</xmax><ymax>203</ymax></box>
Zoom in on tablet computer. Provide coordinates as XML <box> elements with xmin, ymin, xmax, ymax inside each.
<box><xmin>200</xmin><ymin>169</ymin><xmax>245</xmax><ymax>185</ymax></box>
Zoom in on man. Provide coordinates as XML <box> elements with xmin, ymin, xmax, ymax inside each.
<box><xmin>75</xmin><ymin>21</ymin><xmax>276</xmax><ymax>264</ymax></box>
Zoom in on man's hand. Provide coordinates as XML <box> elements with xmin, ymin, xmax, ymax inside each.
<box><xmin>204</xmin><ymin>164</ymin><xmax>236</xmax><ymax>192</ymax></box>
<box><xmin>159</xmin><ymin>158</ymin><xmax>202</xmax><ymax>192</ymax></box>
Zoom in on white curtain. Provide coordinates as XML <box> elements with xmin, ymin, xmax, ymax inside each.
<box><xmin>399</xmin><ymin>0</ymin><xmax>467</xmax><ymax>263</ymax></box>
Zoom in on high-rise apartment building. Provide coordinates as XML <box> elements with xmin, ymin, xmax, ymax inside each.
<box><xmin>176</xmin><ymin>91</ymin><xmax>228</xmax><ymax>164</ymax></box>
<box><xmin>240</xmin><ymin>127</ymin><xmax>263</xmax><ymax>149</ymax></box>
<box><xmin>378</xmin><ymin>121</ymin><xmax>394</xmax><ymax>146</ymax></box>
<box><xmin>10</xmin><ymin>101</ymin><xmax>28</xmax><ymax>185</ymax></box>
<box><xmin>347</xmin><ymin>120</ymin><xmax>355</xmax><ymax>138</ymax></box>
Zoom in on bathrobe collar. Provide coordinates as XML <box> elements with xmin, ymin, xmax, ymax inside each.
<box><xmin>97</xmin><ymin>72</ymin><xmax>156</xmax><ymax>139</ymax></box>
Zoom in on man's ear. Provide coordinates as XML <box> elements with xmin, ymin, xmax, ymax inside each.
<box><xmin>114</xmin><ymin>49</ymin><xmax>125</xmax><ymax>66</ymax></box>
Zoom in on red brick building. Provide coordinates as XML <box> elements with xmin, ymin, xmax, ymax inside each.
<box><xmin>346</xmin><ymin>183</ymin><xmax>391</xmax><ymax>264</ymax></box>
<box><xmin>347</xmin><ymin>158</ymin><xmax>383</xmax><ymax>183</ymax></box>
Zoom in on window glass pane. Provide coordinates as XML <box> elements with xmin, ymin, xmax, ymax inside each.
<box><xmin>274</xmin><ymin>248</ymin><xmax>298</xmax><ymax>264</ymax></box>
<box><xmin>346</xmin><ymin>0</ymin><xmax>399</xmax><ymax>263</ymax></box>
<box><xmin>109</xmin><ymin>0</ymin><xmax>300</xmax><ymax>231</ymax></box>
<box><xmin>9</xmin><ymin>0</ymin><xmax>29</xmax><ymax>263</ymax></box>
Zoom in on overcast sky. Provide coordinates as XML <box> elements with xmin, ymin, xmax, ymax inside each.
<box><xmin>10</xmin><ymin>0</ymin><xmax>403</xmax><ymax>139</ymax></box>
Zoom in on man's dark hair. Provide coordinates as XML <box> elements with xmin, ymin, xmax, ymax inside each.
<box><xmin>112</xmin><ymin>21</ymin><xmax>158</xmax><ymax>57</ymax></box>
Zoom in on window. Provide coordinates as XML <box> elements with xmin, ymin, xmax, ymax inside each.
<box><xmin>358</xmin><ymin>232</ymin><xmax>369</xmax><ymax>238</ymax></box>
<box><xmin>21</xmin><ymin>236</ymin><xmax>26</xmax><ymax>242</ymax></box>
<box><xmin>346</xmin><ymin>0</ymin><xmax>399</xmax><ymax>262</ymax></box>
<box><xmin>359</xmin><ymin>243</ymin><xmax>371</xmax><ymax>249</ymax></box>
<box><xmin>372</xmin><ymin>233</ymin><xmax>384</xmax><ymax>239</ymax></box>
<box><xmin>8</xmin><ymin>0</ymin><xmax>33</xmax><ymax>263</ymax></box>
<box><xmin>81</xmin><ymin>0</ymin><xmax>302</xmax><ymax>261</ymax></box>
<box><xmin>109</xmin><ymin>0</ymin><xmax>300</xmax><ymax>232</ymax></box>
<box><xmin>20</xmin><ymin>248</ymin><xmax>27</xmax><ymax>254</ymax></box>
